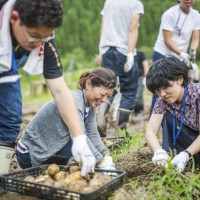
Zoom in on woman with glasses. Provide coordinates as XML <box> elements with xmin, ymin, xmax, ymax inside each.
<box><xmin>16</xmin><ymin>68</ymin><xmax>117</xmax><ymax>175</ymax></box>
<box><xmin>0</xmin><ymin>0</ymin><xmax>97</xmax><ymax>175</ymax></box>
<box><xmin>146</xmin><ymin>56</ymin><xmax>200</xmax><ymax>172</ymax></box>
<box><xmin>150</xmin><ymin>0</ymin><xmax>200</xmax><ymax>112</ymax></box>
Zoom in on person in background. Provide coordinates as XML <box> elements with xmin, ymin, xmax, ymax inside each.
<box><xmin>146</xmin><ymin>56</ymin><xmax>200</xmax><ymax>172</ymax></box>
<box><xmin>134</xmin><ymin>50</ymin><xmax>149</xmax><ymax>119</ymax></box>
<box><xmin>16</xmin><ymin>68</ymin><xmax>117</xmax><ymax>176</ymax></box>
<box><xmin>97</xmin><ymin>0</ymin><xmax>144</xmax><ymax>136</ymax></box>
<box><xmin>0</xmin><ymin>0</ymin><xmax>95</xmax><ymax>174</ymax></box>
<box><xmin>150</xmin><ymin>0</ymin><xmax>200</xmax><ymax>112</ymax></box>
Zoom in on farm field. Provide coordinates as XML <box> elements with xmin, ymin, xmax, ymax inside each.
<box><xmin>1</xmin><ymin>89</ymin><xmax>200</xmax><ymax>200</ymax></box>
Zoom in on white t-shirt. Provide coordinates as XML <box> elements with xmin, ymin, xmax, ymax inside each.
<box><xmin>154</xmin><ymin>5</ymin><xmax>200</xmax><ymax>57</ymax></box>
<box><xmin>99</xmin><ymin>0</ymin><xmax>144</xmax><ymax>56</ymax></box>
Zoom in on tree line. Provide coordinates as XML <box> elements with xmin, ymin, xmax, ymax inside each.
<box><xmin>55</xmin><ymin>0</ymin><xmax>200</xmax><ymax>66</ymax></box>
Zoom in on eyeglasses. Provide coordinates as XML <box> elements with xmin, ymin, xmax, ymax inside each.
<box><xmin>91</xmin><ymin>74</ymin><xmax>117</xmax><ymax>88</ymax></box>
<box><xmin>24</xmin><ymin>29</ymin><xmax>55</xmax><ymax>42</ymax></box>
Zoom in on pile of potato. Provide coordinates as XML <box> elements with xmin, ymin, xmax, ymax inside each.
<box><xmin>23</xmin><ymin>164</ymin><xmax>113</xmax><ymax>192</ymax></box>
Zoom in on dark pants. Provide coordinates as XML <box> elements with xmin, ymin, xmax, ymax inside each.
<box><xmin>0</xmin><ymin>68</ymin><xmax>22</xmax><ymax>142</ymax></box>
<box><xmin>162</xmin><ymin>111</ymin><xmax>200</xmax><ymax>165</ymax></box>
<box><xmin>135</xmin><ymin>76</ymin><xmax>144</xmax><ymax>113</ymax></box>
<box><xmin>102</xmin><ymin>47</ymin><xmax>139</xmax><ymax>110</ymax></box>
<box><xmin>16</xmin><ymin>140</ymin><xmax>73</xmax><ymax>169</ymax></box>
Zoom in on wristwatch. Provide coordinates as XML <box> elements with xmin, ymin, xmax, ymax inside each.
<box><xmin>184</xmin><ymin>150</ymin><xmax>192</xmax><ymax>158</ymax></box>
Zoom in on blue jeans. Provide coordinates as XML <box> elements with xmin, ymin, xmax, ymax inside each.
<box><xmin>150</xmin><ymin>51</ymin><xmax>165</xmax><ymax>113</ymax></box>
<box><xmin>162</xmin><ymin>111</ymin><xmax>200</xmax><ymax>164</ymax></box>
<box><xmin>102</xmin><ymin>47</ymin><xmax>138</xmax><ymax>110</ymax></box>
<box><xmin>0</xmin><ymin>68</ymin><xmax>22</xmax><ymax>142</ymax></box>
<box><xmin>16</xmin><ymin>139</ymin><xmax>73</xmax><ymax>169</ymax></box>
<box><xmin>135</xmin><ymin>76</ymin><xmax>144</xmax><ymax>113</ymax></box>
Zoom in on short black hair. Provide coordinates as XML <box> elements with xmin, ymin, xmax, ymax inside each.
<box><xmin>13</xmin><ymin>0</ymin><xmax>64</xmax><ymax>28</ymax></box>
<box><xmin>146</xmin><ymin>56</ymin><xmax>189</xmax><ymax>93</ymax></box>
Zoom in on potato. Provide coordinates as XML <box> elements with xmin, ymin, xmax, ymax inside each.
<box><xmin>93</xmin><ymin>173</ymin><xmax>112</xmax><ymax>183</ymax></box>
<box><xmin>43</xmin><ymin>178</ymin><xmax>55</xmax><ymax>186</ymax></box>
<box><xmin>24</xmin><ymin>175</ymin><xmax>35</xmax><ymax>182</ymax></box>
<box><xmin>89</xmin><ymin>178</ymin><xmax>103</xmax><ymax>189</ymax></box>
<box><xmin>47</xmin><ymin>164</ymin><xmax>60</xmax><ymax>176</ymax></box>
<box><xmin>54</xmin><ymin>171</ymin><xmax>68</xmax><ymax>181</ymax></box>
<box><xmin>64</xmin><ymin>171</ymin><xmax>82</xmax><ymax>185</ymax></box>
<box><xmin>69</xmin><ymin>165</ymin><xmax>80</xmax><ymax>174</ymax></box>
<box><xmin>35</xmin><ymin>175</ymin><xmax>55</xmax><ymax>186</ymax></box>
<box><xmin>68</xmin><ymin>179</ymin><xmax>88</xmax><ymax>191</ymax></box>
<box><xmin>42</xmin><ymin>169</ymin><xmax>49</xmax><ymax>175</ymax></box>
<box><xmin>81</xmin><ymin>187</ymin><xmax>93</xmax><ymax>192</ymax></box>
<box><xmin>54</xmin><ymin>180</ymin><xmax>68</xmax><ymax>188</ymax></box>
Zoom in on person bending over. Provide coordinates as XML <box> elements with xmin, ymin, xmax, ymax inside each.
<box><xmin>16</xmin><ymin>68</ymin><xmax>117</xmax><ymax>176</ymax></box>
<box><xmin>146</xmin><ymin>56</ymin><xmax>200</xmax><ymax>172</ymax></box>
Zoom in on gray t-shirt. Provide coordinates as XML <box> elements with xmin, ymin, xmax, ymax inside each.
<box><xmin>18</xmin><ymin>89</ymin><xmax>109</xmax><ymax>166</ymax></box>
<box><xmin>99</xmin><ymin>0</ymin><xmax>144</xmax><ymax>56</ymax></box>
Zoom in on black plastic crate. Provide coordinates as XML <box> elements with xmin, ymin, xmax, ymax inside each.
<box><xmin>0</xmin><ymin>165</ymin><xmax>126</xmax><ymax>200</ymax></box>
<box><xmin>102</xmin><ymin>136</ymin><xmax>132</xmax><ymax>151</ymax></box>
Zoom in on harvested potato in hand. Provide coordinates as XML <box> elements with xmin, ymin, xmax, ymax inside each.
<box><xmin>54</xmin><ymin>171</ymin><xmax>68</xmax><ymax>181</ymax></box>
<box><xmin>47</xmin><ymin>164</ymin><xmax>60</xmax><ymax>176</ymax></box>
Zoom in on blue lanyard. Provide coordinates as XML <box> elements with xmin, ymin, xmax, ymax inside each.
<box><xmin>172</xmin><ymin>86</ymin><xmax>187</xmax><ymax>155</ymax></box>
<box><xmin>175</xmin><ymin>6</ymin><xmax>189</xmax><ymax>36</ymax></box>
<box><xmin>82</xmin><ymin>90</ymin><xmax>87</xmax><ymax>124</ymax></box>
<box><xmin>12</xmin><ymin>49</ymin><xmax>28</xmax><ymax>71</ymax></box>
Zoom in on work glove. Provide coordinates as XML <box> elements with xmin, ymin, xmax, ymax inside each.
<box><xmin>72</xmin><ymin>135</ymin><xmax>96</xmax><ymax>176</ymax></box>
<box><xmin>152</xmin><ymin>149</ymin><xmax>170</xmax><ymax>167</ymax></box>
<box><xmin>180</xmin><ymin>52</ymin><xmax>190</xmax><ymax>68</ymax></box>
<box><xmin>142</xmin><ymin>77</ymin><xmax>146</xmax><ymax>87</ymax></box>
<box><xmin>124</xmin><ymin>52</ymin><xmax>134</xmax><ymax>72</ymax></box>
<box><xmin>171</xmin><ymin>151</ymin><xmax>190</xmax><ymax>172</ymax></box>
<box><xmin>189</xmin><ymin>49</ymin><xmax>196</xmax><ymax>63</ymax></box>
<box><xmin>98</xmin><ymin>155</ymin><xmax>116</xmax><ymax>175</ymax></box>
<box><xmin>190</xmin><ymin>62</ymin><xmax>199</xmax><ymax>82</ymax></box>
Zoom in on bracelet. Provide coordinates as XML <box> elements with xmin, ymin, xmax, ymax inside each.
<box><xmin>184</xmin><ymin>150</ymin><xmax>192</xmax><ymax>158</ymax></box>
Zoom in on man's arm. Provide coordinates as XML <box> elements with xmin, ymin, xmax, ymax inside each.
<box><xmin>163</xmin><ymin>30</ymin><xmax>182</xmax><ymax>55</ymax></box>
<box><xmin>99</xmin><ymin>17</ymin><xmax>104</xmax><ymax>38</ymax></box>
<box><xmin>142</xmin><ymin>59</ymin><xmax>149</xmax><ymax>76</ymax></box>
<box><xmin>128</xmin><ymin>13</ymin><xmax>140</xmax><ymax>53</ymax></box>
<box><xmin>45</xmin><ymin>76</ymin><xmax>84</xmax><ymax>137</ymax></box>
<box><xmin>190</xmin><ymin>30</ymin><xmax>199</xmax><ymax>51</ymax></box>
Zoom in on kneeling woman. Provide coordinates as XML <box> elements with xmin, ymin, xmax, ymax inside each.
<box><xmin>16</xmin><ymin>68</ymin><xmax>117</xmax><ymax>175</ymax></box>
<box><xmin>146</xmin><ymin>56</ymin><xmax>200</xmax><ymax>172</ymax></box>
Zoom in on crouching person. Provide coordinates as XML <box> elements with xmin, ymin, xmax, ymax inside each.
<box><xmin>145</xmin><ymin>56</ymin><xmax>200</xmax><ymax>172</ymax></box>
<box><xmin>16</xmin><ymin>68</ymin><xmax>117</xmax><ymax>176</ymax></box>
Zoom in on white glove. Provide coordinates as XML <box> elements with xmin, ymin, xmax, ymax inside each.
<box><xmin>191</xmin><ymin>62</ymin><xmax>199</xmax><ymax>81</ymax></box>
<box><xmin>98</xmin><ymin>155</ymin><xmax>116</xmax><ymax>176</ymax></box>
<box><xmin>72</xmin><ymin>135</ymin><xmax>96</xmax><ymax>176</ymax></box>
<box><xmin>142</xmin><ymin>77</ymin><xmax>146</xmax><ymax>87</ymax></box>
<box><xmin>180</xmin><ymin>52</ymin><xmax>190</xmax><ymax>68</ymax></box>
<box><xmin>152</xmin><ymin>149</ymin><xmax>170</xmax><ymax>167</ymax></box>
<box><xmin>124</xmin><ymin>52</ymin><xmax>134</xmax><ymax>72</ymax></box>
<box><xmin>171</xmin><ymin>151</ymin><xmax>189</xmax><ymax>172</ymax></box>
